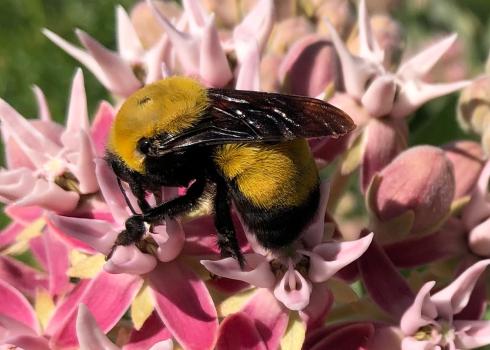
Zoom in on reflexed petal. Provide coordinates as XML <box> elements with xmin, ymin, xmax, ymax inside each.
<box><xmin>63</xmin><ymin>69</ymin><xmax>89</xmax><ymax>139</ymax></box>
<box><xmin>182</xmin><ymin>0</ymin><xmax>208</xmax><ymax>34</ymax></box>
<box><xmin>151</xmin><ymin>221</ymin><xmax>185</xmax><ymax>262</ymax></box>
<box><xmin>76</xmin><ymin>304</ymin><xmax>120</xmax><ymax>350</ymax></box>
<box><xmin>0</xmin><ymin>335</ymin><xmax>50</xmax><ymax>350</ymax></box>
<box><xmin>32</xmin><ymin>85</ymin><xmax>51</xmax><ymax>121</ymax></box>
<box><xmin>90</xmin><ymin>101</ymin><xmax>115</xmax><ymax>157</ymax></box>
<box><xmin>468</xmin><ymin>218</ymin><xmax>490</xmax><ymax>257</ymax></box>
<box><xmin>149</xmin><ymin>260</ymin><xmax>218</xmax><ymax>350</ymax></box>
<box><xmin>397</xmin><ymin>34</ymin><xmax>458</xmax><ymax>80</ymax></box>
<box><xmin>182</xmin><ymin>215</ymin><xmax>221</xmax><ymax>255</ymax></box>
<box><xmin>0</xmin><ymin>222</ymin><xmax>23</xmax><ymax>249</ymax></box>
<box><xmin>104</xmin><ymin>245</ymin><xmax>157</xmax><ymax>274</ymax></box>
<box><xmin>42</xmin><ymin>228</ymin><xmax>70</xmax><ymax>296</ymax></box>
<box><xmin>67</xmin><ymin>130</ymin><xmax>98</xmax><ymax>194</ymax></box>
<box><xmin>201</xmin><ymin>254</ymin><xmax>276</xmax><ymax>288</ymax></box>
<box><xmin>199</xmin><ymin>14</ymin><xmax>233</xmax><ymax>87</ymax></box>
<box><xmin>216</xmin><ymin>313</ymin><xmax>267</xmax><ymax>350</ymax></box>
<box><xmin>274</xmin><ymin>263</ymin><xmax>312</xmax><ymax>311</ymax></box>
<box><xmin>299</xmin><ymin>283</ymin><xmax>333</xmax><ymax>329</ymax></box>
<box><xmin>5</xmin><ymin>204</ymin><xmax>43</xmax><ymax>225</ymax></box>
<box><xmin>305</xmin><ymin>233</ymin><xmax>373</xmax><ymax>283</ymax></box>
<box><xmin>76</xmin><ymin>29</ymin><xmax>142</xmax><ymax>97</ymax></box>
<box><xmin>0</xmin><ymin>279</ymin><xmax>39</xmax><ymax>334</ymax></box>
<box><xmin>235</xmin><ymin>40</ymin><xmax>260</xmax><ymax>91</ymax></box>
<box><xmin>15</xmin><ymin>179</ymin><xmax>79</xmax><ymax>214</ymax></box>
<box><xmin>0</xmin><ymin>169</ymin><xmax>36</xmax><ymax>204</ymax></box>
<box><xmin>357</xmin><ymin>0</ymin><xmax>384</xmax><ymax>63</ymax></box>
<box><xmin>359</xmin><ymin>238</ymin><xmax>414</xmax><ymax>319</ymax></box>
<box><xmin>124</xmin><ymin>312</ymin><xmax>172</xmax><ymax>350</ymax></box>
<box><xmin>49</xmin><ymin>271</ymin><xmax>142</xmax><ymax>348</ymax></box>
<box><xmin>361</xmin><ymin>75</ymin><xmax>396</xmax><ymax>117</ymax></box>
<box><xmin>95</xmin><ymin>159</ymin><xmax>132</xmax><ymax>224</ymax></box>
<box><xmin>454</xmin><ymin>320</ymin><xmax>490</xmax><ymax>349</ymax></box>
<box><xmin>400</xmin><ymin>281</ymin><xmax>437</xmax><ymax>336</ymax></box>
<box><xmin>116</xmin><ymin>5</ymin><xmax>144</xmax><ymax>61</ymax></box>
<box><xmin>48</xmin><ymin>214</ymin><xmax>117</xmax><ymax>255</ymax></box>
<box><xmin>241</xmin><ymin>288</ymin><xmax>289</xmax><ymax>350</ymax></box>
<box><xmin>144</xmin><ymin>37</ymin><xmax>170</xmax><ymax>85</ymax></box>
<box><xmin>431</xmin><ymin>259</ymin><xmax>490</xmax><ymax>319</ymax></box>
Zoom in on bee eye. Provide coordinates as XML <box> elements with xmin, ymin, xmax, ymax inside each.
<box><xmin>137</xmin><ymin>138</ymin><xmax>151</xmax><ymax>155</ymax></box>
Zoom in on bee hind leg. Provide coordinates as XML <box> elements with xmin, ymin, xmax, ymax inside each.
<box><xmin>214</xmin><ymin>180</ymin><xmax>245</xmax><ymax>269</ymax></box>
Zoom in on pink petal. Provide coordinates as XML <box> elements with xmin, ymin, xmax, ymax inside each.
<box><xmin>31</xmin><ymin>85</ymin><xmax>51</xmax><ymax>121</ymax></box>
<box><xmin>305</xmin><ymin>233</ymin><xmax>373</xmax><ymax>283</ymax></box>
<box><xmin>397</xmin><ymin>34</ymin><xmax>458</xmax><ymax>80</ymax></box>
<box><xmin>455</xmin><ymin>267</ymin><xmax>487</xmax><ymax>321</ymax></box>
<box><xmin>361</xmin><ymin>75</ymin><xmax>396</xmax><ymax>117</ymax></box>
<box><xmin>299</xmin><ymin>283</ymin><xmax>333</xmax><ymax>329</ymax></box>
<box><xmin>76</xmin><ymin>304</ymin><xmax>120</xmax><ymax>350</ymax></box>
<box><xmin>144</xmin><ymin>36</ymin><xmax>170</xmax><ymax>85</ymax></box>
<box><xmin>235</xmin><ymin>40</ymin><xmax>260</xmax><ymax>91</ymax></box>
<box><xmin>431</xmin><ymin>259</ymin><xmax>490</xmax><ymax>319</ymax></box>
<box><xmin>241</xmin><ymin>288</ymin><xmax>289</xmax><ymax>350</ymax></box>
<box><xmin>306</xmin><ymin>323</ymin><xmax>375</xmax><ymax>350</ymax></box>
<box><xmin>104</xmin><ymin>245</ymin><xmax>157</xmax><ymax>274</ymax></box>
<box><xmin>391</xmin><ymin>79</ymin><xmax>471</xmax><ymax>119</ymax></box>
<box><xmin>182</xmin><ymin>0</ymin><xmax>208</xmax><ymax>34</ymax></box>
<box><xmin>76</xmin><ymin>29</ymin><xmax>142</xmax><ymax>97</ymax></box>
<box><xmin>151</xmin><ymin>221</ymin><xmax>185</xmax><ymax>262</ymax></box>
<box><xmin>324</xmin><ymin>20</ymin><xmax>380</xmax><ymax>99</ymax></box>
<box><xmin>216</xmin><ymin>313</ymin><xmax>267</xmax><ymax>350</ymax></box>
<box><xmin>233</xmin><ymin>0</ymin><xmax>273</xmax><ymax>54</ymax></box>
<box><xmin>201</xmin><ymin>254</ymin><xmax>275</xmax><ymax>288</ymax></box>
<box><xmin>66</xmin><ymin>130</ymin><xmax>98</xmax><ymax>194</ymax></box>
<box><xmin>42</xmin><ymin>227</ymin><xmax>70</xmax><ymax>296</ymax></box>
<box><xmin>468</xmin><ymin>218</ymin><xmax>490</xmax><ymax>257</ymax></box>
<box><xmin>367</xmin><ymin>326</ymin><xmax>403</xmax><ymax>350</ymax></box>
<box><xmin>357</xmin><ymin>0</ymin><xmax>384</xmax><ymax>63</ymax></box>
<box><xmin>384</xmin><ymin>219</ymin><xmax>467</xmax><ymax>268</ymax></box>
<box><xmin>199</xmin><ymin>14</ymin><xmax>232</xmax><ymax>87</ymax></box>
<box><xmin>301</xmin><ymin>180</ymin><xmax>330</xmax><ymax>248</ymax></box>
<box><xmin>0</xmin><ymin>222</ymin><xmax>23</xmax><ymax>249</ymax></box>
<box><xmin>49</xmin><ymin>271</ymin><xmax>142</xmax><ymax>348</ymax></box>
<box><xmin>0</xmin><ymin>314</ymin><xmax>37</xmax><ymax>341</ymax></box>
<box><xmin>90</xmin><ymin>101</ymin><xmax>115</xmax><ymax>157</ymax></box>
<box><xmin>454</xmin><ymin>320</ymin><xmax>490</xmax><ymax>349</ymax></box>
<box><xmin>0</xmin><ymin>279</ymin><xmax>39</xmax><ymax>333</ymax></box>
<box><xmin>361</xmin><ymin>118</ymin><xmax>408</xmax><ymax>191</ymax></box>
<box><xmin>273</xmin><ymin>263</ymin><xmax>312</xmax><ymax>311</ymax></box>
<box><xmin>463</xmin><ymin>159</ymin><xmax>490</xmax><ymax>229</ymax></box>
<box><xmin>48</xmin><ymin>214</ymin><xmax>117</xmax><ymax>255</ymax></box>
<box><xmin>1</xmin><ymin>335</ymin><xmax>50</xmax><ymax>350</ymax></box>
<box><xmin>124</xmin><ymin>312</ymin><xmax>172</xmax><ymax>350</ymax></box>
<box><xmin>400</xmin><ymin>281</ymin><xmax>437</xmax><ymax>336</ymax></box>
<box><xmin>63</xmin><ymin>69</ymin><xmax>89</xmax><ymax>138</ymax></box>
<box><xmin>359</xmin><ymin>238</ymin><xmax>414</xmax><ymax>319</ymax></box>
<box><xmin>95</xmin><ymin>159</ymin><xmax>132</xmax><ymax>224</ymax></box>
<box><xmin>116</xmin><ymin>5</ymin><xmax>144</xmax><ymax>61</ymax></box>
<box><xmin>15</xmin><ymin>179</ymin><xmax>79</xmax><ymax>214</ymax></box>
<box><xmin>149</xmin><ymin>260</ymin><xmax>218</xmax><ymax>350</ymax></box>
<box><xmin>5</xmin><ymin>205</ymin><xmax>42</xmax><ymax>226</ymax></box>
<box><xmin>0</xmin><ymin>169</ymin><xmax>36</xmax><ymax>204</ymax></box>
<box><xmin>401</xmin><ymin>337</ymin><xmax>436</xmax><ymax>350</ymax></box>
<box><xmin>182</xmin><ymin>216</ymin><xmax>221</xmax><ymax>255</ymax></box>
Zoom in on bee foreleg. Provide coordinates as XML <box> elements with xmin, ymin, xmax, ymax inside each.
<box><xmin>214</xmin><ymin>180</ymin><xmax>245</xmax><ymax>269</ymax></box>
<box><xmin>143</xmin><ymin>178</ymin><xmax>207</xmax><ymax>223</ymax></box>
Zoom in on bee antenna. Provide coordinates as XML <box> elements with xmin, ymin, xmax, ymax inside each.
<box><xmin>116</xmin><ymin>177</ymin><xmax>138</xmax><ymax>215</ymax></box>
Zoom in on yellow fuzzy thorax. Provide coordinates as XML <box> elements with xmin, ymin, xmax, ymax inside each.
<box><xmin>214</xmin><ymin>139</ymin><xmax>318</xmax><ymax>208</ymax></box>
<box><xmin>108</xmin><ymin>76</ymin><xmax>208</xmax><ymax>172</ymax></box>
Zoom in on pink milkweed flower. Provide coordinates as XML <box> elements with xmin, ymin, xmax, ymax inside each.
<box><xmin>43</xmin><ymin>5</ymin><xmax>169</xmax><ymax>97</ymax></box>
<box><xmin>400</xmin><ymin>260</ymin><xmax>490</xmax><ymax>350</ymax></box>
<box><xmin>0</xmin><ymin>69</ymin><xmax>98</xmax><ymax>214</ymax></box>
<box><xmin>202</xmin><ymin>182</ymin><xmax>373</xmax><ymax>312</ymax></box>
<box><xmin>327</xmin><ymin>0</ymin><xmax>470</xmax><ymax>119</ymax></box>
<box><xmin>49</xmin><ymin>160</ymin><xmax>219</xmax><ymax>350</ymax></box>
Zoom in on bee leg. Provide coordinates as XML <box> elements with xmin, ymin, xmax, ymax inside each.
<box><xmin>143</xmin><ymin>178</ymin><xmax>207</xmax><ymax>223</ymax></box>
<box><xmin>106</xmin><ymin>215</ymin><xmax>146</xmax><ymax>260</ymax></box>
<box><xmin>214</xmin><ymin>181</ymin><xmax>245</xmax><ymax>269</ymax></box>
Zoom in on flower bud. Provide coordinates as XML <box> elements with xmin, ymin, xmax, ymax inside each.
<box><xmin>457</xmin><ymin>75</ymin><xmax>490</xmax><ymax>142</ymax></box>
<box><xmin>443</xmin><ymin>140</ymin><xmax>485</xmax><ymax>198</ymax></box>
<box><xmin>371</xmin><ymin>146</ymin><xmax>455</xmax><ymax>234</ymax></box>
<box><xmin>279</xmin><ymin>35</ymin><xmax>339</xmax><ymax>97</ymax></box>
<box><xmin>130</xmin><ymin>0</ymin><xmax>182</xmax><ymax>48</ymax></box>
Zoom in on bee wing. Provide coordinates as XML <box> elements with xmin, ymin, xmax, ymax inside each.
<box><xmin>151</xmin><ymin>89</ymin><xmax>355</xmax><ymax>155</ymax></box>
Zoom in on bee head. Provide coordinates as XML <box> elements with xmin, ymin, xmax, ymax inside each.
<box><xmin>107</xmin><ymin>76</ymin><xmax>208</xmax><ymax>173</ymax></box>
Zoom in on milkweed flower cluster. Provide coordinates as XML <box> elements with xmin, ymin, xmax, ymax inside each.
<box><xmin>0</xmin><ymin>0</ymin><xmax>489</xmax><ymax>349</ymax></box>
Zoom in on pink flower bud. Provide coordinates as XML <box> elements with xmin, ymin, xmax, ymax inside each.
<box><xmin>443</xmin><ymin>141</ymin><xmax>485</xmax><ymax>198</ymax></box>
<box><xmin>373</xmin><ymin>146</ymin><xmax>455</xmax><ymax>234</ymax></box>
<box><xmin>279</xmin><ymin>35</ymin><xmax>339</xmax><ymax>97</ymax></box>
<box><xmin>130</xmin><ymin>0</ymin><xmax>182</xmax><ymax>48</ymax></box>
<box><xmin>457</xmin><ymin>75</ymin><xmax>490</xmax><ymax>139</ymax></box>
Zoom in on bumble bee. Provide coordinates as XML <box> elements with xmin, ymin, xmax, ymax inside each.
<box><xmin>106</xmin><ymin>76</ymin><xmax>354</xmax><ymax>266</ymax></box>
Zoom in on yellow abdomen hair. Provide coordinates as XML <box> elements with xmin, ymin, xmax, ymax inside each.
<box><xmin>214</xmin><ymin>139</ymin><xmax>319</xmax><ymax>208</ymax></box>
<box><xmin>108</xmin><ymin>77</ymin><xmax>208</xmax><ymax>172</ymax></box>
